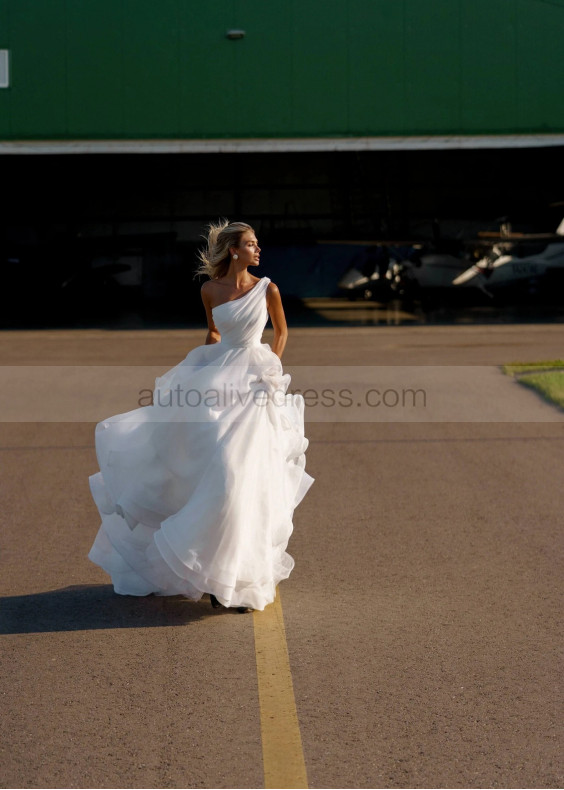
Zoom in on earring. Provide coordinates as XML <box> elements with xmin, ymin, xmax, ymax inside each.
<box><xmin>233</xmin><ymin>254</ymin><xmax>239</xmax><ymax>260</ymax></box>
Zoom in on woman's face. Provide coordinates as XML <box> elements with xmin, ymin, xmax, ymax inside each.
<box><xmin>234</xmin><ymin>230</ymin><xmax>261</xmax><ymax>267</ymax></box>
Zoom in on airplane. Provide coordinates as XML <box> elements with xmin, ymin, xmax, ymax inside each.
<box><xmin>452</xmin><ymin>219</ymin><xmax>564</xmax><ymax>297</ymax></box>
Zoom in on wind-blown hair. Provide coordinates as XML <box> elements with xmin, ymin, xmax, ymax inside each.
<box><xmin>195</xmin><ymin>219</ymin><xmax>254</xmax><ymax>279</ymax></box>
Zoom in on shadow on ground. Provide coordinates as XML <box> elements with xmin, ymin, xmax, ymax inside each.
<box><xmin>0</xmin><ymin>584</ymin><xmax>214</xmax><ymax>633</ymax></box>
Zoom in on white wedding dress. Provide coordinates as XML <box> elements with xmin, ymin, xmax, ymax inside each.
<box><xmin>88</xmin><ymin>277</ymin><xmax>314</xmax><ymax>611</ymax></box>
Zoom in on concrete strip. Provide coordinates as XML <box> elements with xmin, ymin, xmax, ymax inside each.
<box><xmin>2</xmin><ymin>133</ymin><xmax>564</xmax><ymax>155</ymax></box>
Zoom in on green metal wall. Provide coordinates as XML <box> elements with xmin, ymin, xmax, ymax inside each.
<box><xmin>0</xmin><ymin>0</ymin><xmax>563</xmax><ymax>140</ymax></box>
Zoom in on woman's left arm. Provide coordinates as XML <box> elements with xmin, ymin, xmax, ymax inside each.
<box><xmin>266</xmin><ymin>281</ymin><xmax>289</xmax><ymax>359</ymax></box>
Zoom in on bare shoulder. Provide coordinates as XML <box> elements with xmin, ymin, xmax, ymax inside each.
<box><xmin>266</xmin><ymin>280</ymin><xmax>281</xmax><ymax>299</ymax></box>
<box><xmin>200</xmin><ymin>279</ymin><xmax>213</xmax><ymax>294</ymax></box>
<box><xmin>200</xmin><ymin>279</ymin><xmax>216</xmax><ymax>304</ymax></box>
<box><xmin>266</xmin><ymin>281</ymin><xmax>285</xmax><ymax>315</ymax></box>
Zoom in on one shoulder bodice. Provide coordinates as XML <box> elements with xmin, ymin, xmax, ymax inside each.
<box><xmin>212</xmin><ymin>277</ymin><xmax>270</xmax><ymax>349</ymax></box>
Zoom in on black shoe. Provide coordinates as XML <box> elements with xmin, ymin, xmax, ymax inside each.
<box><xmin>237</xmin><ymin>606</ymin><xmax>253</xmax><ymax>614</ymax></box>
<box><xmin>210</xmin><ymin>594</ymin><xmax>222</xmax><ymax>609</ymax></box>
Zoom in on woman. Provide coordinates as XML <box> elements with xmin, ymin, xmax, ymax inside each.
<box><xmin>88</xmin><ymin>220</ymin><xmax>314</xmax><ymax>613</ymax></box>
<box><xmin>200</xmin><ymin>223</ymin><xmax>288</xmax><ymax>359</ymax></box>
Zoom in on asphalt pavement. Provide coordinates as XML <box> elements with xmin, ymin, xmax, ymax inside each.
<box><xmin>1</xmin><ymin>323</ymin><xmax>563</xmax><ymax>788</ymax></box>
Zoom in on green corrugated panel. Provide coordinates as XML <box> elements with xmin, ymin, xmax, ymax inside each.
<box><xmin>459</xmin><ymin>0</ymin><xmax>519</xmax><ymax>132</ymax></box>
<box><xmin>176</xmin><ymin>0</ymin><xmax>295</xmax><ymax>138</ymax></box>
<box><xmin>1</xmin><ymin>0</ymin><xmax>564</xmax><ymax>140</ymax></box>
<box><xmin>122</xmin><ymin>0</ymin><xmax>180</xmax><ymax>136</ymax></box>
<box><xmin>231</xmin><ymin>0</ymin><xmax>294</xmax><ymax>136</ymax></box>
<box><xmin>0</xmin><ymin>0</ymin><xmax>11</xmax><ymax>137</ymax></box>
<box><xmin>177</xmin><ymin>0</ymin><xmax>236</xmax><ymax>137</ymax></box>
<box><xmin>348</xmin><ymin>0</ymin><xmax>407</xmax><ymax>135</ymax></box>
<box><xmin>9</xmin><ymin>0</ymin><xmax>67</xmax><ymax>136</ymax></box>
<box><xmin>66</xmin><ymin>0</ymin><xmax>124</xmax><ymax>135</ymax></box>
<box><xmin>404</xmin><ymin>0</ymin><xmax>463</xmax><ymax>134</ymax></box>
<box><xmin>291</xmin><ymin>0</ymin><xmax>348</xmax><ymax>135</ymax></box>
<box><xmin>516</xmin><ymin>0</ymin><xmax>564</xmax><ymax>130</ymax></box>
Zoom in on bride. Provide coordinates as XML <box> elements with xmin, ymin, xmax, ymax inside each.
<box><xmin>88</xmin><ymin>220</ymin><xmax>314</xmax><ymax>613</ymax></box>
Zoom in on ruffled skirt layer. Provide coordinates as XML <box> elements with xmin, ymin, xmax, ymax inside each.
<box><xmin>88</xmin><ymin>341</ymin><xmax>314</xmax><ymax>611</ymax></box>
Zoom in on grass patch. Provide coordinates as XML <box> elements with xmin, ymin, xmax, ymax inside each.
<box><xmin>517</xmin><ymin>371</ymin><xmax>564</xmax><ymax>411</ymax></box>
<box><xmin>502</xmin><ymin>359</ymin><xmax>564</xmax><ymax>377</ymax></box>
<box><xmin>502</xmin><ymin>360</ymin><xmax>564</xmax><ymax>411</ymax></box>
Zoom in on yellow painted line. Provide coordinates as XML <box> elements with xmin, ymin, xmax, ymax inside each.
<box><xmin>253</xmin><ymin>589</ymin><xmax>308</xmax><ymax>789</ymax></box>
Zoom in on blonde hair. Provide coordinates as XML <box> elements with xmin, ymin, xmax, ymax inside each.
<box><xmin>195</xmin><ymin>219</ymin><xmax>255</xmax><ymax>279</ymax></box>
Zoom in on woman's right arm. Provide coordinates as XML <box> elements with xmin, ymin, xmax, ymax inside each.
<box><xmin>200</xmin><ymin>282</ymin><xmax>221</xmax><ymax>345</ymax></box>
